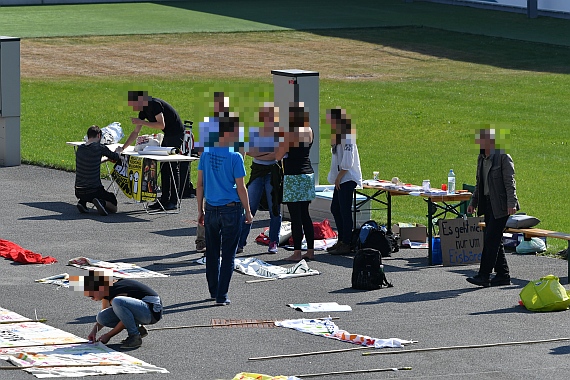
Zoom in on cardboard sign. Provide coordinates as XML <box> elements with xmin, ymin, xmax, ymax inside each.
<box><xmin>438</xmin><ymin>217</ymin><xmax>484</xmax><ymax>266</ymax></box>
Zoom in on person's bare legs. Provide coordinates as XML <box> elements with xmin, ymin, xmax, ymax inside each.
<box><xmin>301</xmin><ymin>248</ymin><xmax>314</xmax><ymax>260</ymax></box>
<box><xmin>285</xmin><ymin>250</ymin><xmax>303</xmax><ymax>261</ymax></box>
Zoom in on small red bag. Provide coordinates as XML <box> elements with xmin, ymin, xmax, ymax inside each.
<box><xmin>313</xmin><ymin>219</ymin><xmax>337</xmax><ymax>240</ymax></box>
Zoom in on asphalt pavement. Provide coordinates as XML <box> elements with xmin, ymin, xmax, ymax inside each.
<box><xmin>1</xmin><ymin>164</ymin><xmax>570</xmax><ymax>380</ymax></box>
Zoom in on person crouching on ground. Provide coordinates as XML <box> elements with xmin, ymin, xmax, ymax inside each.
<box><xmin>325</xmin><ymin>108</ymin><xmax>362</xmax><ymax>256</ymax></box>
<box><xmin>197</xmin><ymin>115</ymin><xmax>253</xmax><ymax>306</ymax></box>
<box><xmin>75</xmin><ymin>125</ymin><xmax>121</xmax><ymax>216</ymax></box>
<box><xmin>73</xmin><ymin>269</ymin><xmax>163</xmax><ymax>349</ymax></box>
<box><xmin>466</xmin><ymin>127</ymin><xmax>519</xmax><ymax>287</ymax></box>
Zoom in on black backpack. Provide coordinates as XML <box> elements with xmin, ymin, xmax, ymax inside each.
<box><xmin>351</xmin><ymin>220</ymin><xmax>396</xmax><ymax>257</ymax></box>
<box><xmin>351</xmin><ymin>248</ymin><xmax>393</xmax><ymax>290</ymax></box>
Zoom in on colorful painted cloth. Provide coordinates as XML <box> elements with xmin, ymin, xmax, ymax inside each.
<box><xmin>1</xmin><ymin>342</ymin><xmax>168</xmax><ymax>378</ymax></box>
<box><xmin>275</xmin><ymin>318</ymin><xmax>413</xmax><ymax>348</ymax></box>
<box><xmin>0</xmin><ymin>239</ymin><xmax>57</xmax><ymax>264</ymax></box>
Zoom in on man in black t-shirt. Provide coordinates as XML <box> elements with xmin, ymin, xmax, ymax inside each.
<box><xmin>76</xmin><ymin>270</ymin><xmax>163</xmax><ymax>349</ymax></box>
<box><xmin>118</xmin><ymin>91</ymin><xmax>185</xmax><ymax>210</ymax></box>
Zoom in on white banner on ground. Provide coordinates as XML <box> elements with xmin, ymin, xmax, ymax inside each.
<box><xmin>0</xmin><ymin>342</ymin><xmax>168</xmax><ymax>378</ymax></box>
<box><xmin>0</xmin><ymin>307</ymin><xmax>31</xmax><ymax>323</ymax></box>
<box><xmin>68</xmin><ymin>257</ymin><xmax>168</xmax><ymax>278</ymax></box>
<box><xmin>275</xmin><ymin>318</ymin><xmax>413</xmax><ymax>349</ymax></box>
<box><xmin>0</xmin><ymin>322</ymin><xmax>87</xmax><ymax>348</ymax></box>
<box><xmin>234</xmin><ymin>258</ymin><xmax>319</xmax><ymax>279</ymax></box>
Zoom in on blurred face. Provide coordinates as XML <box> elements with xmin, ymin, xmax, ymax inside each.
<box><xmin>128</xmin><ymin>96</ymin><xmax>147</xmax><ymax>112</ymax></box>
<box><xmin>475</xmin><ymin>130</ymin><xmax>495</xmax><ymax>153</ymax></box>
<box><xmin>84</xmin><ymin>287</ymin><xmax>106</xmax><ymax>301</ymax></box>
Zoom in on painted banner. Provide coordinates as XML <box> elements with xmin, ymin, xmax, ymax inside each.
<box><xmin>233</xmin><ymin>257</ymin><xmax>319</xmax><ymax>279</ymax></box>
<box><xmin>0</xmin><ymin>342</ymin><xmax>168</xmax><ymax>378</ymax></box>
<box><xmin>0</xmin><ymin>322</ymin><xmax>87</xmax><ymax>348</ymax></box>
<box><xmin>438</xmin><ymin>217</ymin><xmax>484</xmax><ymax>266</ymax></box>
<box><xmin>0</xmin><ymin>307</ymin><xmax>31</xmax><ymax>323</ymax></box>
<box><xmin>111</xmin><ymin>155</ymin><xmax>158</xmax><ymax>202</ymax></box>
<box><xmin>275</xmin><ymin>318</ymin><xmax>413</xmax><ymax>349</ymax></box>
<box><xmin>68</xmin><ymin>257</ymin><xmax>168</xmax><ymax>278</ymax></box>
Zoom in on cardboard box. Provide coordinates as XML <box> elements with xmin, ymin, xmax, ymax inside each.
<box><xmin>392</xmin><ymin>223</ymin><xmax>427</xmax><ymax>244</ymax></box>
<box><xmin>282</xmin><ymin>190</ymin><xmax>371</xmax><ymax>229</ymax></box>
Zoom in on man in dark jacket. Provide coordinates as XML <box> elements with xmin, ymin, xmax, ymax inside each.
<box><xmin>466</xmin><ymin>128</ymin><xmax>520</xmax><ymax>287</ymax></box>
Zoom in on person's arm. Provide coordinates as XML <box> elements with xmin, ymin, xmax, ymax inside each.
<box><xmin>197</xmin><ymin>169</ymin><xmax>205</xmax><ymax>227</ymax></box>
<box><xmin>117</xmin><ymin>124</ymin><xmax>143</xmax><ymax>152</ymax></box>
<box><xmin>235</xmin><ymin>176</ymin><xmax>253</xmax><ymax>224</ymax></box>
<box><xmin>335</xmin><ymin>169</ymin><xmax>348</xmax><ymax>190</ymax></box>
<box><xmin>502</xmin><ymin>154</ymin><xmax>518</xmax><ymax>215</ymax></box>
<box><xmin>131</xmin><ymin>112</ymin><xmax>166</xmax><ymax>131</ymax></box>
<box><xmin>87</xmin><ymin>298</ymin><xmax>111</xmax><ymax>342</ymax></box>
<box><xmin>248</xmin><ymin>151</ymin><xmax>277</xmax><ymax>160</ymax></box>
<box><xmin>97</xmin><ymin>321</ymin><xmax>126</xmax><ymax>344</ymax></box>
<box><xmin>467</xmin><ymin>156</ymin><xmax>481</xmax><ymax>214</ymax></box>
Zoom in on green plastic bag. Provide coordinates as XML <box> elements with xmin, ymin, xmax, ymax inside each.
<box><xmin>519</xmin><ymin>275</ymin><xmax>570</xmax><ymax>312</ymax></box>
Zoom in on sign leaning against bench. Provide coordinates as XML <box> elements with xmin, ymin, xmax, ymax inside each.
<box><xmin>439</xmin><ymin>217</ymin><xmax>484</xmax><ymax>266</ymax></box>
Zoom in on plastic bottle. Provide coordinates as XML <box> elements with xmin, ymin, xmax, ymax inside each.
<box><xmin>447</xmin><ymin>169</ymin><xmax>455</xmax><ymax>195</ymax></box>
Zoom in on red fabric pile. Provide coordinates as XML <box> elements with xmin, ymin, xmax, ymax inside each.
<box><xmin>0</xmin><ymin>239</ymin><xmax>57</xmax><ymax>264</ymax></box>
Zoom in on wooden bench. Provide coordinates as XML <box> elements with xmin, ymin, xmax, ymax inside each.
<box><xmin>480</xmin><ymin>223</ymin><xmax>570</xmax><ymax>283</ymax></box>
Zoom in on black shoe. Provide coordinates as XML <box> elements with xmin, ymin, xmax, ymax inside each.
<box><xmin>163</xmin><ymin>202</ymin><xmax>178</xmax><ymax>211</ymax></box>
<box><xmin>93</xmin><ymin>198</ymin><xmax>108</xmax><ymax>216</ymax></box>
<box><xmin>329</xmin><ymin>242</ymin><xmax>350</xmax><ymax>255</ymax></box>
<box><xmin>120</xmin><ymin>334</ymin><xmax>142</xmax><ymax>349</ymax></box>
<box><xmin>138</xmin><ymin>325</ymin><xmax>148</xmax><ymax>338</ymax></box>
<box><xmin>147</xmin><ymin>201</ymin><xmax>164</xmax><ymax>210</ymax></box>
<box><xmin>491</xmin><ymin>275</ymin><xmax>511</xmax><ymax>286</ymax></box>
<box><xmin>77</xmin><ymin>202</ymin><xmax>88</xmax><ymax>214</ymax></box>
<box><xmin>466</xmin><ymin>274</ymin><xmax>491</xmax><ymax>288</ymax></box>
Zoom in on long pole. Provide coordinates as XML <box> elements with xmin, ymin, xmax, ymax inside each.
<box><xmin>363</xmin><ymin>337</ymin><xmax>570</xmax><ymax>356</ymax></box>
<box><xmin>249</xmin><ymin>346</ymin><xmax>372</xmax><ymax>361</ymax></box>
<box><xmin>295</xmin><ymin>367</ymin><xmax>412</xmax><ymax>378</ymax></box>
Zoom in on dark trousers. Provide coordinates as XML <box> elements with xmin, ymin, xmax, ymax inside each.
<box><xmin>479</xmin><ymin>197</ymin><xmax>510</xmax><ymax>277</ymax></box>
<box><xmin>160</xmin><ymin>136</ymin><xmax>182</xmax><ymax>204</ymax></box>
<box><xmin>330</xmin><ymin>180</ymin><xmax>357</xmax><ymax>245</ymax></box>
<box><xmin>287</xmin><ymin>201</ymin><xmax>314</xmax><ymax>250</ymax></box>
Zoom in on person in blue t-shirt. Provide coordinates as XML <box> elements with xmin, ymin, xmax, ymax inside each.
<box><xmin>197</xmin><ymin>114</ymin><xmax>253</xmax><ymax>306</ymax></box>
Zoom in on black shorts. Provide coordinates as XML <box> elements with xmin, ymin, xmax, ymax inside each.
<box><xmin>75</xmin><ymin>186</ymin><xmax>117</xmax><ymax>206</ymax></box>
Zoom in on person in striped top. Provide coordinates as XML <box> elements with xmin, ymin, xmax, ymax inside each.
<box><xmin>74</xmin><ymin>125</ymin><xmax>121</xmax><ymax>216</ymax></box>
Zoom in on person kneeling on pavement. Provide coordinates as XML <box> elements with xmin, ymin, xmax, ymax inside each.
<box><xmin>73</xmin><ymin>269</ymin><xmax>162</xmax><ymax>349</ymax></box>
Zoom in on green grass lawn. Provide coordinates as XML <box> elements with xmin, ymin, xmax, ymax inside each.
<box><xmin>10</xmin><ymin>1</ymin><xmax>570</xmax><ymax>253</ymax></box>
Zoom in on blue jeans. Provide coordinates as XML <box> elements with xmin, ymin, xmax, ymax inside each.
<box><xmin>96</xmin><ymin>296</ymin><xmax>152</xmax><ymax>336</ymax></box>
<box><xmin>239</xmin><ymin>173</ymin><xmax>282</xmax><ymax>247</ymax></box>
<box><xmin>330</xmin><ymin>181</ymin><xmax>357</xmax><ymax>245</ymax></box>
<box><xmin>205</xmin><ymin>202</ymin><xmax>243</xmax><ymax>303</ymax></box>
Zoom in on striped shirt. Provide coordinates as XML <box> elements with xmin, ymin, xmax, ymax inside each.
<box><xmin>75</xmin><ymin>143</ymin><xmax>120</xmax><ymax>190</ymax></box>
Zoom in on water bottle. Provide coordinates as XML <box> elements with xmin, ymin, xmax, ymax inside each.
<box><xmin>447</xmin><ymin>169</ymin><xmax>455</xmax><ymax>195</ymax></box>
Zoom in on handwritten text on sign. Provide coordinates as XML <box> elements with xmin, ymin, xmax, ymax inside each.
<box><xmin>438</xmin><ymin>217</ymin><xmax>484</xmax><ymax>266</ymax></box>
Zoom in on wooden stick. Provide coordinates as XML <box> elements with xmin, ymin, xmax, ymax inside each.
<box><xmin>362</xmin><ymin>337</ymin><xmax>570</xmax><ymax>356</ymax></box>
<box><xmin>249</xmin><ymin>346</ymin><xmax>372</xmax><ymax>361</ymax></box>
<box><xmin>0</xmin><ymin>319</ymin><xmax>47</xmax><ymax>325</ymax></box>
<box><xmin>148</xmin><ymin>316</ymin><xmax>340</xmax><ymax>331</ymax></box>
<box><xmin>245</xmin><ymin>278</ymin><xmax>277</xmax><ymax>283</ymax></box>
<box><xmin>0</xmin><ymin>362</ymin><xmax>122</xmax><ymax>370</ymax></box>
<box><xmin>295</xmin><ymin>367</ymin><xmax>412</xmax><ymax>378</ymax></box>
